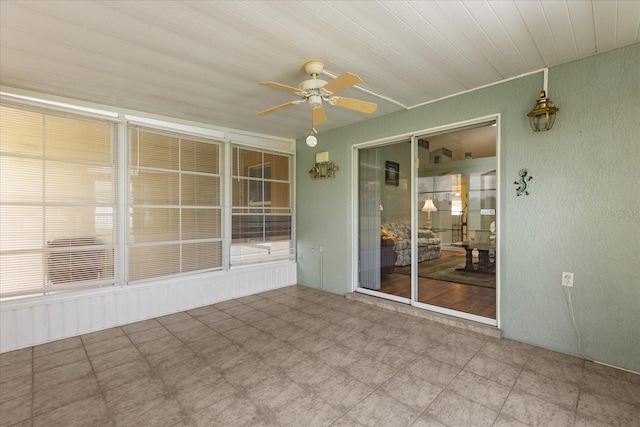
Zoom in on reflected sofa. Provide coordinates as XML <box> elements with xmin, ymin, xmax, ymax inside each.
<box><xmin>381</xmin><ymin>220</ymin><xmax>441</xmax><ymax>266</ymax></box>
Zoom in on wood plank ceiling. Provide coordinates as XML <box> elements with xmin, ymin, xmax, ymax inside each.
<box><xmin>1</xmin><ymin>1</ymin><xmax>638</xmax><ymax>139</ymax></box>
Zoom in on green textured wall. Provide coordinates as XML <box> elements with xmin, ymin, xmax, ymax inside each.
<box><xmin>296</xmin><ymin>43</ymin><xmax>640</xmax><ymax>372</ymax></box>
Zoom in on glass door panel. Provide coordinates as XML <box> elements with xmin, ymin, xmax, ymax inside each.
<box><xmin>358</xmin><ymin>147</ymin><xmax>382</xmax><ymax>290</ymax></box>
<box><xmin>415</xmin><ymin>123</ymin><xmax>497</xmax><ymax>322</ymax></box>
<box><xmin>357</xmin><ymin>141</ymin><xmax>412</xmax><ymax>301</ymax></box>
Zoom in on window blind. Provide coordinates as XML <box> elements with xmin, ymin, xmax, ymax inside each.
<box><xmin>231</xmin><ymin>146</ymin><xmax>293</xmax><ymax>266</ymax></box>
<box><xmin>0</xmin><ymin>104</ymin><xmax>118</xmax><ymax>298</ymax></box>
<box><xmin>128</xmin><ymin>127</ymin><xmax>222</xmax><ymax>282</ymax></box>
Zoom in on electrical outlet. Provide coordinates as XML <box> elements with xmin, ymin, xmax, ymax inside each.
<box><xmin>562</xmin><ymin>272</ymin><xmax>574</xmax><ymax>287</ymax></box>
<box><xmin>319</xmin><ymin>245</ymin><xmax>324</xmax><ymax>254</ymax></box>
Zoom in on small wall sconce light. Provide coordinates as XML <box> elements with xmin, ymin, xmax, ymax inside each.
<box><xmin>527</xmin><ymin>90</ymin><xmax>559</xmax><ymax>132</ymax></box>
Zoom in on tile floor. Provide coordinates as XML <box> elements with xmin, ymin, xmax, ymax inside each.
<box><xmin>1</xmin><ymin>285</ymin><xmax>639</xmax><ymax>427</ymax></box>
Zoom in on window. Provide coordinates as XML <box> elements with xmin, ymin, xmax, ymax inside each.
<box><xmin>231</xmin><ymin>147</ymin><xmax>292</xmax><ymax>266</ymax></box>
<box><xmin>0</xmin><ymin>104</ymin><xmax>118</xmax><ymax>298</ymax></box>
<box><xmin>1</xmin><ymin>96</ymin><xmax>295</xmax><ymax>301</ymax></box>
<box><xmin>128</xmin><ymin>127</ymin><xmax>222</xmax><ymax>282</ymax></box>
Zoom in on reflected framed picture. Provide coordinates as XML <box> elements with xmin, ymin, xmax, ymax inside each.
<box><xmin>385</xmin><ymin>161</ymin><xmax>399</xmax><ymax>186</ymax></box>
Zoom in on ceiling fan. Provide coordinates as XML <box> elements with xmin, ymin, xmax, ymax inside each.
<box><xmin>258</xmin><ymin>61</ymin><xmax>378</xmax><ymax>130</ymax></box>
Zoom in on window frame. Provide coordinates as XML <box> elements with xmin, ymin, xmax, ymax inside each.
<box><xmin>0</xmin><ymin>94</ymin><xmax>296</xmax><ymax>301</ymax></box>
<box><xmin>230</xmin><ymin>145</ymin><xmax>294</xmax><ymax>267</ymax></box>
<box><xmin>0</xmin><ymin>102</ymin><xmax>120</xmax><ymax>299</ymax></box>
<box><xmin>126</xmin><ymin>125</ymin><xmax>224</xmax><ymax>284</ymax></box>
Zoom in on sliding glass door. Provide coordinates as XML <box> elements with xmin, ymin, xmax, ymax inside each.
<box><xmin>356</xmin><ymin>119</ymin><xmax>498</xmax><ymax>325</ymax></box>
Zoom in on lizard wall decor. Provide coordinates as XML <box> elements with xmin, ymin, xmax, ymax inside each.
<box><xmin>514</xmin><ymin>168</ymin><xmax>533</xmax><ymax>196</ymax></box>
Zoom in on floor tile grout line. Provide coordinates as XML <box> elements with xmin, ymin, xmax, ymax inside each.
<box><xmin>117</xmin><ymin>322</ymin><xmax>197</xmax><ymax>425</ymax></box>
<box><xmin>221</xmin><ymin>295</ymin><xmax>414</xmax><ymax>425</ymax></box>
<box><xmin>378</xmin><ymin>346</ymin><xmax>447</xmax><ymax>426</ymax></box>
<box><xmin>342</xmin><ymin>301</ymin><xmax>465</xmax><ymax>424</ymax></box>
<box><xmin>490</xmin><ymin>346</ymin><xmax>533</xmax><ymax>426</ymax></box>
<box><xmin>517</xmin><ymin>349</ymin><xmax>590</xmax><ymax>417</ymax></box>
<box><xmin>413</xmin><ymin>333</ymin><xmax>499</xmax><ymax>426</ymax></box>
<box><xmin>27</xmin><ymin>339</ymin><xmax>106</xmax><ymax>423</ymax></box>
<box><xmin>215</xmin><ymin>291</ymin><xmax>341</xmax><ymax>423</ymax></box>
<box><xmin>282</xmin><ymin>315</ymin><xmax>425</xmax><ymax>427</ymax></box>
<box><xmin>79</xmin><ymin>332</ymin><xmax>118</xmax><ymax>426</ymax></box>
<box><xmin>174</xmin><ymin>301</ymin><xmax>330</xmax><ymax>423</ymax></box>
<box><xmin>30</xmin><ymin>345</ymin><xmax>34</xmax><ymax>424</ymax></box>
<box><xmin>488</xmin><ymin>354</ymin><xmax>582</xmax><ymax>423</ymax></box>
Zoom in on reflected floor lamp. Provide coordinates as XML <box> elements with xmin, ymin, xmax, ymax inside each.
<box><xmin>422</xmin><ymin>199</ymin><xmax>437</xmax><ymax>230</ymax></box>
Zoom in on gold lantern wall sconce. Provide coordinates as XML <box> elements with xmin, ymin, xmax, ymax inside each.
<box><xmin>527</xmin><ymin>69</ymin><xmax>559</xmax><ymax>132</ymax></box>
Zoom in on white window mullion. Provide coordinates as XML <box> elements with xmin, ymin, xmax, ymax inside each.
<box><xmin>41</xmin><ymin>113</ymin><xmax>47</xmax><ymax>288</ymax></box>
<box><xmin>117</xmin><ymin>120</ymin><xmax>128</xmax><ymax>287</ymax></box>
<box><xmin>178</xmin><ymin>137</ymin><xmax>182</xmax><ymax>273</ymax></box>
<box><xmin>223</xmin><ymin>143</ymin><xmax>232</xmax><ymax>270</ymax></box>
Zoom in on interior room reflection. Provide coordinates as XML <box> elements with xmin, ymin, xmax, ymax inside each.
<box><xmin>374</xmin><ymin>122</ymin><xmax>497</xmax><ymax>319</ymax></box>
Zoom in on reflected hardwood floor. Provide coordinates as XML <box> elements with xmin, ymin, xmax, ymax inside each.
<box><xmin>379</xmin><ymin>251</ymin><xmax>496</xmax><ymax>319</ymax></box>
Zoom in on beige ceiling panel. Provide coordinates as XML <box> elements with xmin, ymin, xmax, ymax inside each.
<box><xmin>593</xmin><ymin>0</ymin><xmax>620</xmax><ymax>52</ymax></box>
<box><xmin>1</xmin><ymin>0</ymin><xmax>637</xmax><ymax>139</ymax></box>
<box><xmin>488</xmin><ymin>0</ymin><xmax>545</xmax><ymax>71</ymax></box>
<box><xmin>463</xmin><ymin>0</ymin><xmax>531</xmax><ymax>77</ymax></box>
<box><xmin>381</xmin><ymin>1</ymin><xmax>491</xmax><ymax>93</ymax></box>
<box><xmin>540</xmin><ymin>1</ymin><xmax>582</xmax><ymax>63</ymax></box>
<box><xmin>616</xmin><ymin>0</ymin><xmax>640</xmax><ymax>47</ymax></box>
<box><xmin>567</xmin><ymin>1</ymin><xmax>598</xmax><ymax>58</ymax></box>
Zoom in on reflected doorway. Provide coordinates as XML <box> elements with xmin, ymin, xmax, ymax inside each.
<box><xmin>356</xmin><ymin>120</ymin><xmax>497</xmax><ymax>324</ymax></box>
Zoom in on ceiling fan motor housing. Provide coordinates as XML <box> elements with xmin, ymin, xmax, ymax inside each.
<box><xmin>299</xmin><ymin>79</ymin><xmax>327</xmax><ymax>108</ymax></box>
<box><xmin>303</xmin><ymin>60</ymin><xmax>325</xmax><ymax>76</ymax></box>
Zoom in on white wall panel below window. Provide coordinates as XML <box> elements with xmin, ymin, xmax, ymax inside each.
<box><xmin>0</xmin><ymin>262</ymin><xmax>296</xmax><ymax>353</ymax></box>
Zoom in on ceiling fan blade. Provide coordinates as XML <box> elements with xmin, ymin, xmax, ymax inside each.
<box><xmin>322</xmin><ymin>72</ymin><xmax>362</xmax><ymax>95</ymax></box>
<box><xmin>333</xmin><ymin>96</ymin><xmax>378</xmax><ymax>114</ymax></box>
<box><xmin>312</xmin><ymin>106</ymin><xmax>327</xmax><ymax>126</ymax></box>
<box><xmin>258</xmin><ymin>100</ymin><xmax>301</xmax><ymax>116</ymax></box>
<box><xmin>260</xmin><ymin>81</ymin><xmax>301</xmax><ymax>94</ymax></box>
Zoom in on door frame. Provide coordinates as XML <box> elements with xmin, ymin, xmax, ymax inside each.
<box><xmin>351</xmin><ymin>114</ymin><xmax>501</xmax><ymax>328</ymax></box>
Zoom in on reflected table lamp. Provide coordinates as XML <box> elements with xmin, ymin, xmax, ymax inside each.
<box><xmin>422</xmin><ymin>199</ymin><xmax>437</xmax><ymax>230</ymax></box>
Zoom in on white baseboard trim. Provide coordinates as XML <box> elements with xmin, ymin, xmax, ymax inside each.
<box><xmin>0</xmin><ymin>262</ymin><xmax>296</xmax><ymax>353</ymax></box>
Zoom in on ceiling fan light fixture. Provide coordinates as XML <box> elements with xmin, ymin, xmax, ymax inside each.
<box><xmin>308</xmin><ymin>94</ymin><xmax>322</xmax><ymax>108</ymax></box>
<box><xmin>306</xmin><ymin>135</ymin><xmax>318</xmax><ymax>147</ymax></box>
